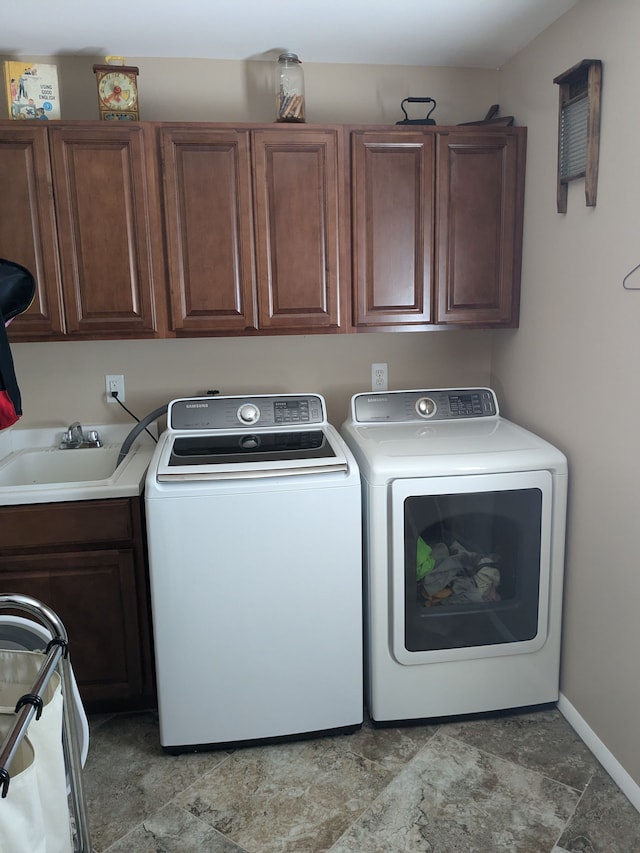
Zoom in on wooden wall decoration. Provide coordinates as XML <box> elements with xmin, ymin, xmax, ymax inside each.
<box><xmin>553</xmin><ymin>59</ymin><xmax>602</xmax><ymax>214</ymax></box>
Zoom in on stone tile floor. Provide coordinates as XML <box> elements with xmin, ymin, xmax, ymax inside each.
<box><xmin>80</xmin><ymin>707</ymin><xmax>640</xmax><ymax>853</ymax></box>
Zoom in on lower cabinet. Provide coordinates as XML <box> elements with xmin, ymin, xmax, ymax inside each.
<box><xmin>0</xmin><ymin>497</ymin><xmax>155</xmax><ymax>714</ymax></box>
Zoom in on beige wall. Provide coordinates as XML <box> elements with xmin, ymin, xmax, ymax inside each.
<box><xmin>11</xmin><ymin>331</ymin><xmax>492</xmax><ymax>429</ymax></box>
<box><xmin>5</xmin><ymin>57</ymin><xmax>499</xmax><ymax>428</ymax></box>
<box><xmin>0</xmin><ymin>54</ymin><xmax>499</xmax><ymax>125</ymax></box>
<box><xmin>494</xmin><ymin>0</ymin><xmax>640</xmax><ymax>784</ymax></box>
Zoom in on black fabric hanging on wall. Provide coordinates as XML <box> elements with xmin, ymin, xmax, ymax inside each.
<box><xmin>0</xmin><ymin>259</ymin><xmax>36</xmax><ymax>430</ymax></box>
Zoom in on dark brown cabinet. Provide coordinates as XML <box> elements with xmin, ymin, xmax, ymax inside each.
<box><xmin>435</xmin><ymin>131</ymin><xmax>525</xmax><ymax>326</ymax></box>
<box><xmin>48</xmin><ymin>124</ymin><xmax>166</xmax><ymax>338</ymax></box>
<box><xmin>251</xmin><ymin>127</ymin><xmax>347</xmax><ymax>332</ymax></box>
<box><xmin>0</xmin><ymin>497</ymin><xmax>155</xmax><ymax>713</ymax></box>
<box><xmin>158</xmin><ymin>125</ymin><xmax>257</xmax><ymax>334</ymax></box>
<box><xmin>158</xmin><ymin>123</ymin><xmax>348</xmax><ymax>335</ymax></box>
<box><xmin>1</xmin><ymin>122</ymin><xmax>167</xmax><ymax>341</ymax></box>
<box><xmin>351</xmin><ymin>130</ymin><xmax>435</xmax><ymax>328</ymax></box>
<box><xmin>1</xmin><ymin>120</ymin><xmax>525</xmax><ymax>340</ymax></box>
<box><xmin>0</xmin><ymin>124</ymin><xmax>65</xmax><ymax>339</ymax></box>
<box><xmin>351</xmin><ymin>126</ymin><xmax>526</xmax><ymax>330</ymax></box>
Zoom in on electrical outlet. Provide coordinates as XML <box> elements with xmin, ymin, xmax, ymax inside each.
<box><xmin>105</xmin><ymin>374</ymin><xmax>125</xmax><ymax>403</ymax></box>
<box><xmin>371</xmin><ymin>363</ymin><xmax>388</xmax><ymax>391</ymax></box>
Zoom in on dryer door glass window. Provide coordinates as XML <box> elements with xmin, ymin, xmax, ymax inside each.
<box><xmin>391</xmin><ymin>471</ymin><xmax>553</xmax><ymax>662</ymax></box>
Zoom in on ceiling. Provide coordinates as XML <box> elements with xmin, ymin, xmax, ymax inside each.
<box><xmin>0</xmin><ymin>0</ymin><xmax>579</xmax><ymax>68</ymax></box>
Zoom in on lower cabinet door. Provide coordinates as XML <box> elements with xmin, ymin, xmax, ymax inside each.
<box><xmin>0</xmin><ymin>549</ymin><xmax>146</xmax><ymax>711</ymax></box>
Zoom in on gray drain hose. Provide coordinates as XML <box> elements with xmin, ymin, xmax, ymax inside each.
<box><xmin>117</xmin><ymin>404</ymin><xmax>168</xmax><ymax>467</ymax></box>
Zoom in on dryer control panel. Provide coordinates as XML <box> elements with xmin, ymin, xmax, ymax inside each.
<box><xmin>351</xmin><ymin>388</ymin><xmax>498</xmax><ymax>423</ymax></box>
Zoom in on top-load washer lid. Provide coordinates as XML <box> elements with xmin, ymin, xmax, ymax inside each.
<box><xmin>156</xmin><ymin>394</ymin><xmax>350</xmax><ymax>481</ymax></box>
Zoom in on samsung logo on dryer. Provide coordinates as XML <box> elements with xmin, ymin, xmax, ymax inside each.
<box><xmin>185</xmin><ymin>403</ymin><xmax>209</xmax><ymax>409</ymax></box>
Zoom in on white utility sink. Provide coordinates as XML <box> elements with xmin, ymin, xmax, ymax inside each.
<box><xmin>0</xmin><ymin>424</ymin><xmax>156</xmax><ymax>505</ymax></box>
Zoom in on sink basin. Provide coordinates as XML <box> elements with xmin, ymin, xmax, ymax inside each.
<box><xmin>0</xmin><ymin>446</ymin><xmax>123</xmax><ymax>487</ymax></box>
<box><xmin>0</xmin><ymin>424</ymin><xmax>156</xmax><ymax>505</ymax></box>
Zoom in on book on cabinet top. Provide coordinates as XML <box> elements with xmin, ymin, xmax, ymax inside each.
<box><xmin>4</xmin><ymin>61</ymin><xmax>61</xmax><ymax>120</ymax></box>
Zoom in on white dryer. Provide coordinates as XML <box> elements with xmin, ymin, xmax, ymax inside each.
<box><xmin>341</xmin><ymin>388</ymin><xmax>568</xmax><ymax>724</ymax></box>
<box><xmin>145</xmin><ymin>394</ymin><xmax>363</xmax><ymax>751</ymax></box>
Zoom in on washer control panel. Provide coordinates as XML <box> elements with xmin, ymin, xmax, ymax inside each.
<box><xmin>351</xmin><ymin>388</ymin><xmax>498</xmax><ymax>423</ymax></box>
<box><xmin>169</xmin><ymin>394</ymin><xmax>326</xmax><ymax>431</ymax></box>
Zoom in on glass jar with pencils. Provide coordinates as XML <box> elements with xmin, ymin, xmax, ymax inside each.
<box><xmin>276</xmin><ymin>52</ymin><xmax>305</xmax><ymax>122</ymax></box>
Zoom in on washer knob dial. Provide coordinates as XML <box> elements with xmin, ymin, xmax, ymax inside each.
<box><xmin>237</xmin><ymin>403</ymin><xmax>260</xmax><ymax>425</ymax></box>
<box><xmin>415</xmin><ymin>396</ymin><xmax>437</xmax><ymax>418</ymax></box>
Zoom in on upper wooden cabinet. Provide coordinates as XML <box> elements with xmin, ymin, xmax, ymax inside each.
<box><xmin>48</xmin><ymin>124</ymin><xmax>165</xmax><ymax>338</ymax></box>
<box><xmin>251</xmin><ymin>128</ymin><xmax>347</xmax><ymax>332</ymax></box>
<box><xmin>157</xmin><ymin>126</ymin><xmax>257</xmax><ymax>334</ymax></box>
<box><xmin>1</xmin><ymin>122</ymin><xmax>166</xmax><ymax>341</ymax></box>
<box><xmin>157</xmin><ymin>124</ymin><xmax>348</xmax><ymax>335</ymax></box>
<box><xmin>0</xmin><ymin>125</ymin><xmax>65</xmax><ymax>338</ymax></box>
<box><xmin>1</xmin><ymin>120</ymin><xmax>525</xmax><ymax>341</ymax></box>
<box><xmin>351</xmin><ymin>126</ymin><xmax>526</xmax><ymax>330</ymax></box>
<box><xmin>351</xmin><ymin>131</ymin><xmax>435</xmax><ymax>328</ymax></box>
<box><xmin>435</xmin><ymin>130</ymin><xmax>525</xmax><ymax>326</ymax></box>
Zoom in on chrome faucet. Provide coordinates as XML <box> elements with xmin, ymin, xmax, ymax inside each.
<box><xmin>59</xmin><ymin>423</ymin><xmax>103</xmax><ymax>449</ymax></box>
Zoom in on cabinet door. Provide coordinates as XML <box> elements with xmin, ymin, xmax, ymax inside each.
<box><xmin>252</xmin><ymin>128</ymin><xmax>347</xmax><ymax>331</ymax></box>
<box><xmin>435</xmin><ymin>130</ymin><xmax>525</xmax><ymax>326</ymax></box>
<box><xmin>0</xmin><ymin>550</ymin><xmax>144</xmax><ymax>710</ymax></box>
<box><xmin>48</xmin><ymin>124</ymin><xmax>164</xmax><ymax>337</ymax></box>
<box><xmin>351</xmin><ymin>131</ymin><xmax>435</xmax><ymax>328</ymax></box>
<box><xmin>0</xmin><ymin>124</ymin><xmax>65</xmax><ymax>339</ymax></box>
<box><xmin>158</xmin><ymin>126</ymin><xmax>257</xmax><ymax>334</ymax></box>
<box><xmin>0</xmin><ymin>497</ymin><xmax>154</xmax><ymax>712</ymax></box>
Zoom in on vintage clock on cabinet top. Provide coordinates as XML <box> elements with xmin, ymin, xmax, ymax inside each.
<box><xmin>93</xmin><ymin>57</ymin><xmax>139</xmax><ymax>121</ymax></box>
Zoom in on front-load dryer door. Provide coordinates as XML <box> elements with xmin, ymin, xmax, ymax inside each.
<box><xmin>390</xmin><ymin>470</ymin><xmax>553</xmax><ymax>665</ymax></box>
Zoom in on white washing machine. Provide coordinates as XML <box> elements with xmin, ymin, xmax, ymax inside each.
<box><xmin>341</xmin><ymin>388</ymin><xmax>568</xmax><ymax>724</ymax></box>
<box><xmin>145</xmin><ymin>393</ymin><xmax>363</xmax><ymax>751</ymax></box>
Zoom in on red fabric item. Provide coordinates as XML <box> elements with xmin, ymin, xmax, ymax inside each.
<box><xmin>0</xmin><ymin>389</ymin><xmax>19</xmax><ymax>429</ymax></box>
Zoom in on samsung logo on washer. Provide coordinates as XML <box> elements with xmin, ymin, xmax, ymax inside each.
<box><xmin>185</xmin><ymin>403</ymin><xmax>209</xmax><ymax>409</ymax></box>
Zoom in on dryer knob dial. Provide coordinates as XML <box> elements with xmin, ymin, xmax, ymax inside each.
<box><xmin>415</xmin><ymin>396</ymin><xmax>437</xmax><ymax>418</ymax></box>
<box><xmin>237</xmin><ymin>403</ymin><xmax>260</xmax><ymax>425</ymax></box>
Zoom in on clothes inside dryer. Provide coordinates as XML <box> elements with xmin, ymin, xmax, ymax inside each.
<box><xmin>402</xmin><ymin>487</ymin><xmax>543</xmax><ymax>653</ymax></box>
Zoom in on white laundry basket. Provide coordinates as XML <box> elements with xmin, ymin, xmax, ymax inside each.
<box><xmin>0</xmin><ymin>595</ymin><xmax>92</xmax><ymax>853</ymax></box>
<box><xmin>0</xmin><ymin>616</ymin><xmax>89</xmax><ymax>770</ymax></box>
<box><xmin>0</xmin><ymin>650</ymin><xmax>72</xmax><ymax>853</ymax></box>
<box><xmin>0</xmin><ymin>723</ymin><xmax>46</xmax><ymax>853</ymax></box>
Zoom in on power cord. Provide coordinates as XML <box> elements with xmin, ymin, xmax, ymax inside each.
<box><xmin>110</xmin><ymin>391</ymin><xmax>158</xmax><ymax>443</ymax></box>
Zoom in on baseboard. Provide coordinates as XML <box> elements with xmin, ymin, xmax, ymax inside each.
<box><xmin>558</xmin><ymin>692</ymin><xmax>640</xmax><ymax>812</ymax></box>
